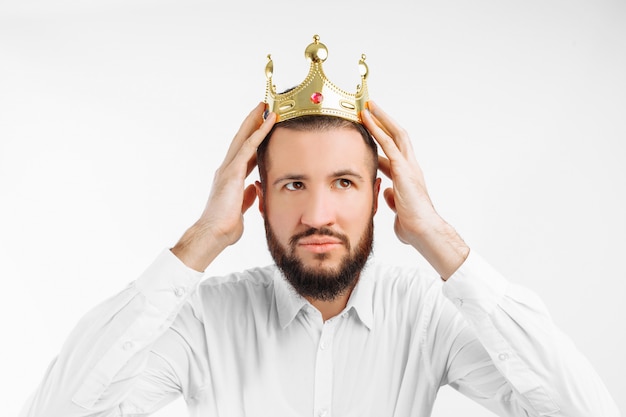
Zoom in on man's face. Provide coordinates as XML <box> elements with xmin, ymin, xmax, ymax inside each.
<box><xmin>256</xmin><ymin>126</ymin><xmax>381</xmax><ymax>301</ymax></box>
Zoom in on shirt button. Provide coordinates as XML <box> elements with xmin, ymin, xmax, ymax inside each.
<box><xmin>174</xmin><ymin>287</ymin><xmax>185</xmax><ymax>297</ymax></box>
<box><xmin>318</xmin><ymin>408</ymin><xmax>329</xmax><ymax>417</ymax></box>
<box><xmin>455</xmin><ymin>298</ymin><xmax>464</xmax><ymax>307</ymax></box>
<box><xmin>122</xmin><ymin>341</ymin><xmax>134</xmax><ymax>351</ymax></box>
<box><xmin>498</xmin><ymin>353</ymin><xmax>509</xmax><ymax>361</ymax></box>
<box><xmin>341</xmin><ymin>311</ymin><xmax>349</xmax><ymax>319</ymax></box>
<box><xmin>320</xmin><ymin>341</ymin><xmax>328</xmax><ymax>350</ymax></box>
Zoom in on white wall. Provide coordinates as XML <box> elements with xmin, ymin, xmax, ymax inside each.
<box><xmin>2</xmin><ymin>1</ymin><xmax>624</xmax><ymax>415</ymax></box>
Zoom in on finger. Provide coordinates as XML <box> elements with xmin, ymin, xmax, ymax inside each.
<box><xmin>242</xmin><ymin>183</ymin><xmax>258</xmax><ymax>213</ymax></box>
<box><xmin>231</xmin><ymin>112</ymin><xmax>276</xmax><ymax>176</ymax></box>
<box><xmin>368</xmin><ymin>101</ymin><xmax>414</xmax><ymax>154</ymax></box>
<box><xmin>223</xmin><ymin>102</ymin><xmax>267</xmax><ymax>165</ymax></box>
<box><xmin>383</xmin><ymin>187</ymin><xmax>397</xmax><ymax>212</ymax></box>
<box><xmin>363</xmin><ymin>103</ymin><xmax>393</xmax><ymax>138</ymax></box>
<box><xmin>377</xmin><ymin>155</ymin><xmax>392</xmax><ymax>180</ymax></box>
<box><xmin>362</xmin><ymin>107</ymin><xmax>403</xmax><ymax>161</ymax></box>
<box><xmin>246</xmin><ymin>152</ymin><xmax>258</xmax><ymax>177</ymax></box>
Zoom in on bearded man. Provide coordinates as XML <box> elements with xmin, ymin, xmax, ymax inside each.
<box><xmin>21</xmin><ymin>37</ymin><xmax>619</xmax><ymax>417</ymax></box>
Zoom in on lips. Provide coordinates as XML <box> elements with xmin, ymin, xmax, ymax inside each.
<box><xmin>297</xmin><ymin>236</ymin><xmax>344</xmax><ymax>246</ymax></box>
<box><xmin>289</xmin><ymin>227</ymin><xmax>350</xmax><ymax>254</ymax></box>
<box><xmin>296</xmin><ymin>235</ymin><xmax>345</xmax><ymax>254</ymax></box>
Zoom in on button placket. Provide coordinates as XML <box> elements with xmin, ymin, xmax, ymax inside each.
<box><xmin>314</xmin><ymin>320</ymin><xmax>336</xmax><ymax>417</ymax></box>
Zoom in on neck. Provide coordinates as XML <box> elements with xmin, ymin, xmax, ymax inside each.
<box><xmin>307</xmin><ymin>289</ymin><xmax>353</xmax><ymax>322</ymax></box>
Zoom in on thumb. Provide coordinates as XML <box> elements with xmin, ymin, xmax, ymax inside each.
<box><xmin>383</xmin><ymin>188</ymin><xmax>396</xmax><ymax>212</ymax></box>
<box><xmin>242</xmin><ymin>184</ymin><xmax>258</xmax><ymax>213</ymax></box>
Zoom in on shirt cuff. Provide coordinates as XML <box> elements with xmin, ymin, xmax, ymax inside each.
<box><xmin>442</xmin><ymin>250</ymin><xmax>508</xmax><ymax>320</ymax></box>
<box><xmin>72</xmin><ymin>249</ymin><xmax>204</xmax><ymax>409</ymax></box>
<box><xmin>134</xmin><ymin>248</ymin><xmax>205</xmax><ymax>310</ymax></box>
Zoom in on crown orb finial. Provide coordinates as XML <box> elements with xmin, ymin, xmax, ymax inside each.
<box><xmin>305</xmin><ymin>35</ymin><xmax>328</xmax><ymax>63</ymax></box>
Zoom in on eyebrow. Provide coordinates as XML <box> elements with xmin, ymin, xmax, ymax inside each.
<box><xmin>331</xmin><ymin>169</ymin><xmax>365</xmax><ymax>182</ymax></box>
<box><xmin>272</xmin><ymin>170</ymin><xmax>365</xmax><ymax>187</ymax></box>
<box><xmin>272</xmin><ymin>174</ymin><xmax>307</xmax><ymax>187</ymax></box>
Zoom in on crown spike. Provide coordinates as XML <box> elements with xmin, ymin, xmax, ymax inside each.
<box><xmin>264</xmin><ymin>35</ymin><xmax>370</xmax><ymax>124</ymax></box>
<box><xmin>265</xmin><ymin>55</ymin><xmax>273</xmax><ymax>79</ymax></box>
<box><xmin>358</xmin><ymin>54</ymin><xmax>368</xmax><ymax>79</ymax></box>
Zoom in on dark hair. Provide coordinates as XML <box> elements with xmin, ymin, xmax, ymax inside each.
<box><xmin>257</xmin><ymin>115</ymin><xmax>378</xmax><ymax>190</ymax></box>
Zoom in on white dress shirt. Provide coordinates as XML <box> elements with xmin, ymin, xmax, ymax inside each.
<box><xmin>21</xmin><ymin>250</ymin><xmax>619</xmax><ymax>417</ymax></box>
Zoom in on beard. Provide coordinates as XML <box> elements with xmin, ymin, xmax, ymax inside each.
<box><xmin>264</xmin><ymin>217</ymin><xmax>374</xmax><ymax>302</ymax></box>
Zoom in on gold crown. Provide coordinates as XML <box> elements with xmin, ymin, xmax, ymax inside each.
<box><xmin>264</xmin><ymin>35</ymin><xmax>369</xmax><ymax>124</ymax></box>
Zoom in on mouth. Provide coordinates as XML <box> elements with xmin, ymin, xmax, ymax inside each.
<box><xmin>297</xmin><ymin>236</ymin><xmax>344</xmax><ymax>253</ymax></box>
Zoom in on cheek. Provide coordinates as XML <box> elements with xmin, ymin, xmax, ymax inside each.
<box><xmin>338</xmin><ymin>198</ymin><xmax>374</xmax><ymax>230</ymax></box>
<box><xmin>266</xmin><ymin>200</ymin><xmax>300</xmax><ymax>234</ymax></box>
<box><xmin>266</xmin><ymin>190</ymin><xmax>308</xmax><ymax>219</ymax></box>
<box><xmin>267</xmin><ymin>195</ymin><xmax>294</xmax><ymax>215</ymax></box>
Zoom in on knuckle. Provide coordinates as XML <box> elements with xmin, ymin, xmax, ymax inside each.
<box><xmin>240</xmin><ymin>138</ymin><xmax>256</xmax><ymax>153</ymax></box>
<box><xmin>214</xmin><ymin>165</ymin><xmax>228</xmax><ymax>178</ymax></box>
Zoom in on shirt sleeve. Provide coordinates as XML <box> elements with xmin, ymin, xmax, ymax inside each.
<box><xmin>20</xmin><ymin>249</ymin><xmax>204</xmax><ymax>417</ymax></box>
<box><xmin>441</xmin><ymin>250</ymin><xmax>620</xmax><ymax>417</ymax></box>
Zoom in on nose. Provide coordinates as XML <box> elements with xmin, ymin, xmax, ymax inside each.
<box><xmin>300</xmin><ymin>187</ymin><xmax>336</xmax><ymax>228</ymax></box>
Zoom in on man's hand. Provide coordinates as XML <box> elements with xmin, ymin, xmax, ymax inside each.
<box><xmin>362</xmin><ymin>101</ymin><xmax>469</xmax><ymax>280</ymax></box>
<box><xmin>172</xmin><ymin>103</ymin><xmax>276</xmax><ymax>271</ymax></box>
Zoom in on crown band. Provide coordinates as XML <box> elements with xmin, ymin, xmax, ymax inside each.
<box><xmin>264</xmin><ymin>35</ymin><xmax>369</xmax><ymax>124</ymax></box>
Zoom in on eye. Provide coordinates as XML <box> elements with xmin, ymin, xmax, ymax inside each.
<box><xmin>333</xmin><ymin>178</ymin><xmax>353</xmax><ymax>189</ymax></box>
<box><xmin>285</xmin><ymin>181</ymin><xmax>304</xmax><ymax>191</ymax></box>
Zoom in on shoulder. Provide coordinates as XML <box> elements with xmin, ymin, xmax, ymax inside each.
<box><xmin>361</xmin><ymin>262</ymin><xmax>450</xmax><ymax>323</ymax></box>
<box><xmin>365</xmin><ymin>262</ymin><xmax>443</xmax><ymax>298</ymax></box>
<box><xmin>188</xmin><ymin>265</ymin><xmax>279</xmax><ymax>313</ymax></box>
<box><xmin>198</xmin><ymin>264</ymin><xmax>278</xmax><ymax>295</ymax></box>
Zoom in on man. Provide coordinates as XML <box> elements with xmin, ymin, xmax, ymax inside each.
<box><xmin>21</xmin><ymin>37</ymin><xmax>619</xmax><ymax>417</ymax></box>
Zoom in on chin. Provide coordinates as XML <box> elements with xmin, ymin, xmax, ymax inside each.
<box><xmin>299</xmin><ymin>250</ymin><xmax>343</xmax><ymax>265</ymax></box>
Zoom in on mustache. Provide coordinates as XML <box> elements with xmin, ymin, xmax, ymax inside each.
<box><xmin>289</xmin><ymin>227</ymin><xmax>350</xmax><ymax>248</ymax></box>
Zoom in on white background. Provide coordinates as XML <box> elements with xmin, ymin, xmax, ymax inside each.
<box><xmin>2</xmin><ymin>0</ymin><xmax>624</xmax><ymax>415</ymax></box>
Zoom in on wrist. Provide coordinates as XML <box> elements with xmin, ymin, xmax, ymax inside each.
<box><xmin>171</xmin><ymin>221</ymin><xmax>230</xmax><ymax>272</ymax></box>
<box><xmin>409</xmin><ymin>217</ymin><xmax>470</xmax><ymax>280</ymax></box>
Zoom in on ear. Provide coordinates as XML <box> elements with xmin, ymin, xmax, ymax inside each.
<box><xmin>373</xmin><ymin>177</ymin><xmax>382</xmax><ymax>215</ymax></box>
<box><xmin>254</xmin><ymin>181</ymin><xmax>265</xmax><ymax>217</ymax></box>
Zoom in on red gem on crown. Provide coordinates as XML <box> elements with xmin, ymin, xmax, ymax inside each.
<box><xmin>310</xmin><ymin>92</ymin><xmax>323</xmax><ymax>104</ymax></box>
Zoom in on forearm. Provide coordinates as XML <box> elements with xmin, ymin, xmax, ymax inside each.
<box><xmin>443</xmin><ymin>253</ymin><xmax>620</xmax><ymax>416</ymax></box>
<box><xmin>20</xmin><ymin>251</ymin><xmax>202</xmax><ymax>417</ymax></box>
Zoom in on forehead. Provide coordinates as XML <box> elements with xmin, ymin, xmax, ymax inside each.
<box><xmin>266</xmin><ymin>127</ymin><xmax>372</xmax><ymax>176</ymax></box>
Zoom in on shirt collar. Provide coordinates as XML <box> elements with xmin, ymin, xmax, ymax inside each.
<box><xmin>272</xmin><ymin>262</ymin><xmax>375</xmax><ymax>331</ymax></box>
<box><xmin>273</xmin><ymin>268</ymin><xmax>308</xmax><ymax>329</ymax></box>
<box><xmin>345</xmin><ymin>263</ymin><xmax>374</xmax><ymax>330</ymax></box>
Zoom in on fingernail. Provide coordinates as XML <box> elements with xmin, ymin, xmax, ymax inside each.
<box><xmin>264</xmin><ymin>112</ymin><xmax>277</xmax><ymax>122</ymax></box>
